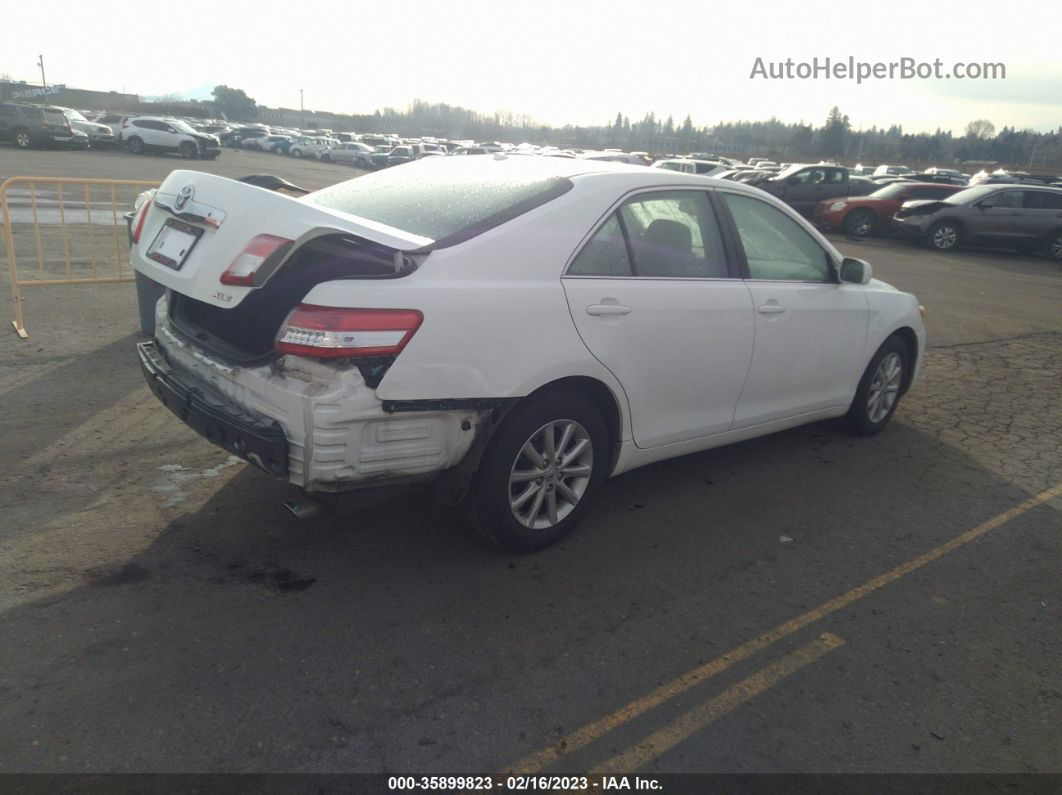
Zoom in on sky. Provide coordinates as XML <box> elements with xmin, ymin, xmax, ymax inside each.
<box><xmin>4</xmin><ymin>0</ymin><xmax>1061</xmax><ymax>135</ymax></box>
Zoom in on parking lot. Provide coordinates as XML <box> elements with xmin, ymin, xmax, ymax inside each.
<box><xmin>0</xmin><ymin>146</ymin><xmax>1059</xmax><ymax>776</ymax></box>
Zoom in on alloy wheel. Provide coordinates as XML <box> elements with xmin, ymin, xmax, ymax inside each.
<box><xmin>1051</xmin><ymin>235</ymin><xmax>1062</xmax><ymax>260</ymax></box>
<box><xmin>867</xmin><ymin>352</ymin><xmax>902</xmax><ymax>423</ymax></box>
<box><xmin>932</xmin><ymin>225</ymin><xmax>957</xmax><ymax>249</ymax></box>
<box><xmin>508</xmin><ymin>419</ymin><xmax>594</xmax><ymax>530</ymax></box>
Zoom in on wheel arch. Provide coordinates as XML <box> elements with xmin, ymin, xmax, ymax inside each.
<box><xmin>844</xmin><ymin>205</ymin><xmax>878</xmax><ymax>222</ymax></box>
<box><xmin>523</xmin><ymin>375</ymin><xmax>624</xmax><ymax>476</ymax></box>
<box><xmin>433</xmin><ymin>374</ymin><xmax>625</xmax><ymax>506</ymax></box>
<box><xmin>930</xmin><ymin>215</ymin><xmax>966</xmax><ymax>235</ymax></box>
<box><xmin>889</xmin><ymin>326</ymin><xmax>919</xmax><ymax>395</ymax></box>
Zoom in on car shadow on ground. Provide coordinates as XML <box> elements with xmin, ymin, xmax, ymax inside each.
<box><xmin>0</xmin><ymin>409</ymin><xmax>1048</xmax><ymax>772</ymax></box>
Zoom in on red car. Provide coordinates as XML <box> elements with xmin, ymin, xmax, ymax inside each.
<box><xmin>814</xmin><ymin>182</ymin><xmax>966</xmax><ymax>237</ymax></box>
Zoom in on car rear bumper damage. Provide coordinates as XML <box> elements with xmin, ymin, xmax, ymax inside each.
<box><xmin>138</xmin><ymin>340</ymin><xmax>290</xmax><ymax>477</ymax></box>
<box><xmin>143</xmin><ymin>300</ymin><xmax>487</xmax><ymax>494</ymax></box>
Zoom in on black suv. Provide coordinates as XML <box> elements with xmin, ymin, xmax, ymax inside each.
<box><xmin>0</xmin><ymin>102</ymin><xmax>75</xmax><ymax>148</ymax></box>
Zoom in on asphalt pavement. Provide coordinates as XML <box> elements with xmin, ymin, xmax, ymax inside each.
<box><xmin>0</xmin><ymin>145</ymin><xmax>1058</xmax><ymax>776</ymax></box>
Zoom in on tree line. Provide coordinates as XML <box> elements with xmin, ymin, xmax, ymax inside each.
<box><xmin>209</xmin><ymin>85</ymin><xmax>1062</xmax><ymax>168</ymax></box>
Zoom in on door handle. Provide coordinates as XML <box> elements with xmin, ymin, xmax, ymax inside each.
<box><xmin>586</xmin><ymin>304</ymin><xmax>632</xmax><ymax>316</ymax></box>
<box><xmin>757</xmin><ymin>304</ymin><xmax>786</xmax><ymax>315</ymax></box>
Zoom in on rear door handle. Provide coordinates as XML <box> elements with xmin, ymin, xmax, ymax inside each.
<box><xmin>586</xmin><ymin>304</ymin><xmax>632</xmax><ymax>316</ymax></box>
<box><xmin>757</xmin><ymin>304</ymin><xmax>786</xmax><ymax>315</ymax></box>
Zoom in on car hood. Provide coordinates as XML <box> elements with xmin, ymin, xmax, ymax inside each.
<box><xmin>70</xmin><ymin>120</ymin><xmax>112</xmax><ymax>134</ymax></box>
<box><xmin>867</xmin><ymin>277</ymin><xmax>898</xmax><ymax>292</ymax></box>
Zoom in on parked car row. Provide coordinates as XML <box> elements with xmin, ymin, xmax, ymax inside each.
<box><xmin>0</xmin><ymin>101</ymin><xmax>91</xmax><ymax>149</ymax></box>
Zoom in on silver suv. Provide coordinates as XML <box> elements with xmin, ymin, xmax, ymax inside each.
<box><xmin>893</xmin><ymin>184</ymin><xmax>1062</xmax><ymax>260</ymax></box>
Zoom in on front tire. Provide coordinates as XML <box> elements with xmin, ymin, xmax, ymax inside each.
<box><xmin>13</xmin><ymin>128</ymin><xmax>32</xmax><ymax>148</ymax></box>
<box><xmin>843</xmin><ymin>209</ymin><xmax>875</xmax><ymax>237</ymax></box>
<box><xmin>928</xmin><ymin>220</ymin><xmax>960</xmax><ymax>251</ymax></box>
<box><xmin>467</xmin><ymin>391</ymin><xmax>608</xmax><ymax>552</ymax></box>
<box><xmin>847</xmin><ymin>336</ymin><xmax>908</xmax><ymax>436</ymax></box>
<box><xmin>179</xmin><ymin>141</ymin><xmax>198</xmax><ymax>159</ymax></box>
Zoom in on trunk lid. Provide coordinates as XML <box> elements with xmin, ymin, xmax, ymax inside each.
<box><xmin>132</xmin><ymin>170</ymin><xmax>432</xmax><ymax>308</ymax></box>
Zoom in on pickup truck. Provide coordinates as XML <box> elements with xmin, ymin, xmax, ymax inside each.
<box><xmin>758</xmin><ymin>164</ymin><xmax>875</xmax><ymax>216</ymax></box>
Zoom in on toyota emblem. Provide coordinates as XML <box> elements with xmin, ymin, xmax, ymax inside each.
<box><xmin>174</xmin><ymin>185</ymin><xmax>194</xmax><ymax>211</ymax></box>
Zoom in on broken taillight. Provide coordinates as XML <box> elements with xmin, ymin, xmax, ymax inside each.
<box><xmin>220</xmin><ymin>234</ymin><xmax>293</xmax><ymax>286</ymax></box>
<box><xmin>276</xmin><ymin>305</ymin><xmax>423</xmax><ymax>359</ymax></box>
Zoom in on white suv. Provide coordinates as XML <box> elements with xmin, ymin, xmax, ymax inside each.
<box><xmin>131</xmin><ymin>157</ymin><xmax>925</xmax><ymax>551</ymax></box>
<box><xmin>123</xmin><ymin>117</ymin><xmax>221</xmax><ymax>159</ymax></box>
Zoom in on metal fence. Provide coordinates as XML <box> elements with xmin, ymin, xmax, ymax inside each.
<box><xmin>1</xmin><ymin>176</ymin><xmax>159</xmax><ymax>338</ymax></box>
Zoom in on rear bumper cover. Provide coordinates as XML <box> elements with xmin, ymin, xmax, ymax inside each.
<box><xmin>138</xmin><ymin>340</ymin><xmax>289</xmax><ymax>477</ymax></box>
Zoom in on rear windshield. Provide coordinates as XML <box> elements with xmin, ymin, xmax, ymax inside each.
<box><xmin>310</xmin><ymin>162</ymin><xmax>573</xmax><ymax>245</ymax></box>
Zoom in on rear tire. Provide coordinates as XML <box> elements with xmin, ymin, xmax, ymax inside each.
<box><xmin>467</xmin><ymin>391</ymin><xmax>608</xmax><ymax>552</ymax></box>
<box><xmin>843</xmin><ymin>209</ymin><xmax>876</xmax><ymax>237</ymax></box>
<box><xmin>1047</xmin><ymin>231</ymin><xmax>1062</xmax><ymax>261</ymax></box>
<box><xmin>126</xmin><ymin>136</ymin><xmax>144</xmax><ymax>154</ymax></box>
<box><xmin>927</xmin><ymin>221</ymin><xmax>959</xmax><ymax>251</ymax></box>
<box><xmin>847</xmin><ymin>335</ymin><xmax>909</xmax><ymax>436</ymax></box>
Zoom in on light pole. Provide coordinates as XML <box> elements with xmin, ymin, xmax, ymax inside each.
<box><xmin>37</xmin><ymin>54</ymin><xmax>46</xmax><ymax>88</ymax></box>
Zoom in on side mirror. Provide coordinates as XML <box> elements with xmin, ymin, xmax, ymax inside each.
<box><xmin>840</xmin><ymin>257</ymin><xmax>873</xmax><ymax>285</ymax></box>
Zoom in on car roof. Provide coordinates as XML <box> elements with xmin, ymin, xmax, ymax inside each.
<box><xmin>380</xmin><ymin>153</ymin><xmax>780</xmax><ymax>193</ymax></box>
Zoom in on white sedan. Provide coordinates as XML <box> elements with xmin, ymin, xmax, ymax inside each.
<box><xmin>130</xmin><ymin>157</ymin><xmax>925</xmax><ymax>551</ymax></box>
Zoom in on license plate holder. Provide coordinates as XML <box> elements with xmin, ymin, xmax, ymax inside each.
<box><xmin>146</xmin><ymin>218</ymin><xmax>203</xmax><ymax>270</ymax></box>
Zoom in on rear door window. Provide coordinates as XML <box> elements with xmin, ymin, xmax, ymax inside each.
<box><xmin>567</xmin><ymin>215</ymin><xmax>632</xmax><ymax>277</ymax></box>
<box><xmin>1023</xmin><ymin>191</ymin><xmax>1062</xmax><ymax>210</ymax></box>
<box><xmin>619</xmin><ymin>191</ymin><xmax>728</xmax><ymax>278</ymax></box>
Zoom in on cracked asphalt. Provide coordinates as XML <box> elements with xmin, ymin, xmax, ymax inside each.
<box><xmin>0</xmin><ymin>148</ymin><xmax>1059</xmax><ymax>775</ymax></box>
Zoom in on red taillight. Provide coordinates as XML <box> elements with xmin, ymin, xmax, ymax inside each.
<box><xmin>131</xmin><ymin>197</ymin><xmax>153</xmax><ymax>244</ymax></box>
<box><xmin>276</xmin><ymin>305</ymin><xmax>423</xmax><ymax>358</ymax></box>
<box><xmin>220</xmin><ymin>234</ymin><xmax>292</xmax><ymax>286</ymax></box>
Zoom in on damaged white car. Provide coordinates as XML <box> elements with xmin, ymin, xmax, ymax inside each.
<box><xmin>132</xmin><ymin>156</ymin><xmax>925</xmax><ymax>551</ymax></box>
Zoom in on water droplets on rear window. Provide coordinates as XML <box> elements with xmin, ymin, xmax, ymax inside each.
<box><xmin>309</xmin><ymin>159</ymin><xmax>572</xmax><ymax>243</ymax></box>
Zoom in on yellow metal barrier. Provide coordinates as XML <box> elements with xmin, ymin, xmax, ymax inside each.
<box><xmin>1</xmin><ymin>176</ymin><xmax>159</xmax><ymax>338</ymax></box>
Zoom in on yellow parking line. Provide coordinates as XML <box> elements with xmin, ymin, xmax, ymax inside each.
<box><xmin>590</xmin><ymin>633</ymin><xmax>845</xmax><ymax>775</ymax></box>
<box><xmin>506</xmin><ymin>483</ymin><xmax>1062</xmax><ymax>774</ymax></box>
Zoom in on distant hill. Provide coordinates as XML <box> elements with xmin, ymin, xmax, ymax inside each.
<box><xmin>141</xmin><ymin>83</ymin><xmax>217</xmax><ymax>102</ymax></box>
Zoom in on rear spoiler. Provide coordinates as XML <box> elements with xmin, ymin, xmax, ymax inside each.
<box><xmin>236</xmin><ymin>174</ymin><xmax>310</xmax><ymax>195</ymax></box>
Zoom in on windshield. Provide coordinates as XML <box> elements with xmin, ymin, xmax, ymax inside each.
<box><xmin>940</xmin><ymin>185</ymin><xmax>997</xmax><ymax>205</ymax></box>
<box><xmin>869</xmin><ymin>183</ymin><xmax>911</xmax><ymax>200</ymax></box>
<box><xmin>310</xmin><ymin>160</ymin><xmax>573</xmax><ymax>244</ymax></box>
<box><xmin>63</xmin><ymin>109</ymin><xmax>88</xmax><ymax>122</ymax></box>
<box><xmin>772</xmin><ymin>164</ymin><xmax>806</xmax><ymax>180</ymax></box>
